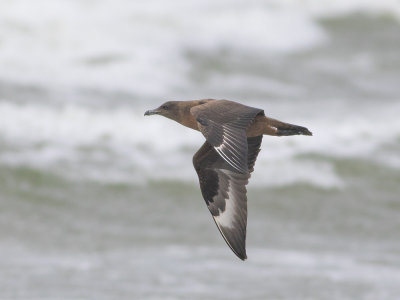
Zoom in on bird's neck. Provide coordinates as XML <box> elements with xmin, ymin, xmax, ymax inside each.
<box><xmin>174</xmin><ymin>100</ymin><xmax>214</xmax><ymax>131</ymax></box>
<box><xmin>178</xmin><ymin>112</ymin><xmax>200</xmax><ymax>131</ymax></box>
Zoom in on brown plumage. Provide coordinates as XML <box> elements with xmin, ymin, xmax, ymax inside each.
<box><xmin>144</xmin><ymin>99</ymin><xmax>312</xmax><ymax>260</ymax></box>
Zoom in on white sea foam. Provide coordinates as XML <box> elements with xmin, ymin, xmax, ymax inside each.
<box><xmin>0</xmin><ymin>0</ymin><xmax>327</xmax><ymax>98</ymax></box>
<box><xmin>1</xmin><ymin>0</ymin><xmax>399</xmax><ymax>99</ymax></box>
<box><xmin>1</xmin><ymin>100</ymin><xmax>399</xmax><ymax>188</ymax></box>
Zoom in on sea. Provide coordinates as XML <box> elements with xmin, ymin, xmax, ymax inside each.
<box><xmin>1</xmin><ymin>0</ymin><xmax>400</xmax><ymax>299</ymax></box>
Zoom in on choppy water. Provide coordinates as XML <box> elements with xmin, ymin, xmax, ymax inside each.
<box><xmin>1</xmin><ymin>1</ymin><xmax>400</xmax><ymax>299</ymax></box>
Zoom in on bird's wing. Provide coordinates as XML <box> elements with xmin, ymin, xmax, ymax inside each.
<box><xmin>192</xmin><ymin>136</ymin><xmax>263</xmax><ymax>260</ymax></box>
<box><xmin>190</xmin><ymin>100</ymin><xmax>263</xmax><ymax>174</ymax></box>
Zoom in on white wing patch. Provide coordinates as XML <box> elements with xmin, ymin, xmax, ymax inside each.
<box><xmin>213</xmin><ymin>169</ymin><xmax>240</xmax><ymax>229</ymax></box>
<box><xmin>214</xmin><ymin>191</ymin><xmax>236</xmax><ymax>229</ymax></box>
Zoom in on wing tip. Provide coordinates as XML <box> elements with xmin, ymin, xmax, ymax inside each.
<box><xmin>237</xmin><ymin>252</ymin><xmax>247</xmax><ymax>261</ymax></box>
<box><xmin>228</xmin><ymin>241</ymin><xmax>248</xmax><ymax>261</ymax></box>
<box><xmin>227</xmin><ymin>242</ymin><xmax>247</xmax><ymax>260</ymax></box>
<box><xmin>213</xmin><ymin>219</ymin><xmax>248</xmax><ymax>261</ymax></box>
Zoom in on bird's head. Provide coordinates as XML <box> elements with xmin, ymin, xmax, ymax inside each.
<box><xmin>145</xmin><ymin>99</ymin><xmax>214</xmax><ymax>129</ymax></box>
<box><xmin>144</xmin><ymin>101</ymin><xmax>182</xmax><ymax>122</ymax></box>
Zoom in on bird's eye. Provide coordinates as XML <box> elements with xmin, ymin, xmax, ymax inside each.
<box><xmin>161</xmin><ymin>105</ymin><xmax>169</xmax><ymax>110</ymax></box>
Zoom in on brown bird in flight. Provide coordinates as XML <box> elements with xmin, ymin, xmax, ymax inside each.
<box><xmin>144</xmin><ymin>99</ymin><xmax>312</xmax><ymax>260</ymax></box>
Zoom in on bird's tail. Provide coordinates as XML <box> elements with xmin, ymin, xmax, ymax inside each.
<box><xmin>266</xmin><ymin>117</ymin><xmax>312</xmax><ymax>136</ymax></box>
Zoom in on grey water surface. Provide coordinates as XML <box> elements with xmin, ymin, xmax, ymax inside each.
<box><xmin>1</xmin><ymin>1</ymin><xmax>400</xmax><ymax>299</ymax></box>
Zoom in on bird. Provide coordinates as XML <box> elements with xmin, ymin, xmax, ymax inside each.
<box><xmin>144</xmin><ymin>99</ymin><xmax>312</xmax><ymax>260</ymax></box>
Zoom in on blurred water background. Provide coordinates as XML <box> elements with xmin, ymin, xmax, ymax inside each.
<box><xmin>1</xmin><ymin>0</ymin><xmax>400</xmax><ymax>299</ymax></box>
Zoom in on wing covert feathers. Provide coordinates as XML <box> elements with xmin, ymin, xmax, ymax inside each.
<box><xmin>191</xmin><ymin>100</ymin><xmax>263</xmax><ymax>174</ymax></box>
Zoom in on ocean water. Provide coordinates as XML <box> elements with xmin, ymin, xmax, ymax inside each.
<box><xmin>1</xmin><ymin>1</ymin><xmax>400</xmax><ymax>299</ymax></box>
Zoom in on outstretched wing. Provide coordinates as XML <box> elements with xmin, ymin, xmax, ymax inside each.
<box><xmin>193</xmin><ymin>136</ymin><xmax>263</xmax><ymax>260</ymax></box>
<box><xmin>191</xmin><ymin>100</ymin><xmax>263</xmax><ymax>174</ymax></box>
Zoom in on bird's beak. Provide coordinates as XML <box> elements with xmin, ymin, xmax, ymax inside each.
<box><xmin>144</xmin><ymin>108</ymin><xmax>160</xmax><ymax>116</ymax></box>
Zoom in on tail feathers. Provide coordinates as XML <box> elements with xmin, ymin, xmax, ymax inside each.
<box><xmin>277</xmin><ymin>124</ymin><xmax>312</xmax><ymax>136</ymax></box>
<box><xmin>267</xmin><ymin>118</ymin><xmax>312</xmax><ymax>136</ymax></box>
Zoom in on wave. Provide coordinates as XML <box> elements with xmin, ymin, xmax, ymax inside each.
<box><xmin>1</xmin><ymin>100</ymin><xmax>399</xmax><ymax>188</ymax></box>
<box><xmin>1</xmin><ymin>1</ymin><xmax>399</xmax><ymax>189</ymax></box>
<box><xmin>3</xmin><ymin>0</ymin><xmax>398</xmax><ymax>98</ymax></box>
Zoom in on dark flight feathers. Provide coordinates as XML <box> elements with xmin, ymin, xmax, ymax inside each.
<box><xmin>193</xmin><ymin>134</ymin><xmax>263</xmax><ymax>260</ymax></box>
<box><xmin>191</xmin><ymin>101</ymin><xmax>264</xmax><ymax>260</ymax></box>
